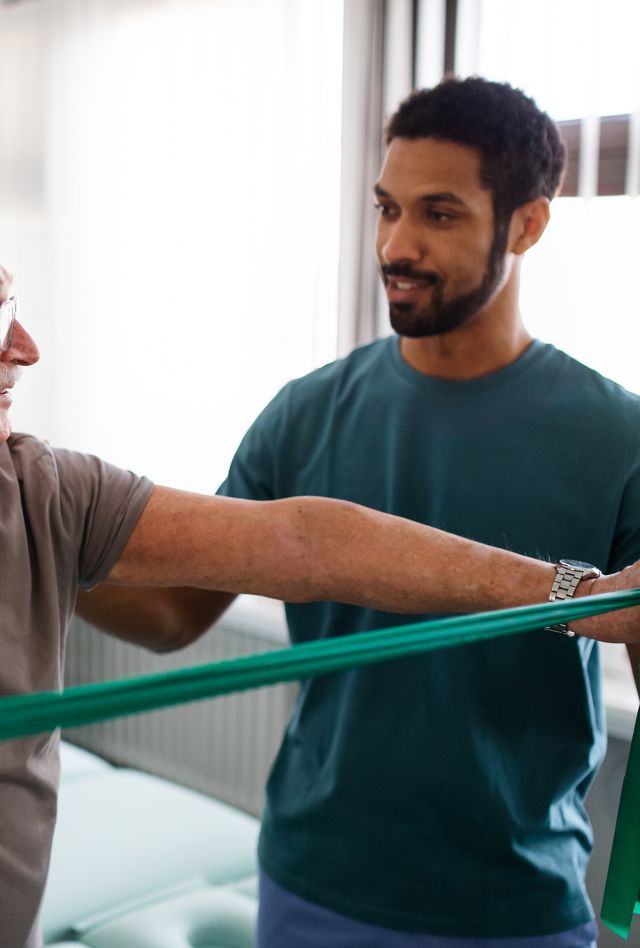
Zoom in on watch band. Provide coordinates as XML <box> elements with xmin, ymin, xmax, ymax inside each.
<box><xmin>545</xmin><ymin>560</ymin><xmax>601</xmax><ymax>637</ymax></box>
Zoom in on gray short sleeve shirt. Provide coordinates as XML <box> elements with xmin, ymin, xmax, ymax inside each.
<box><xmin>0</xmin><ymin>434</ymin><xmax>153</xmax><ymax>948</ymax></box>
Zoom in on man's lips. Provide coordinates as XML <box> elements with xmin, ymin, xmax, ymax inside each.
<box><xmin>0</xmin><ymin>382</ymin><xmax>14</xmax><ymax>403</ymax></box>
<box><xmin>385</xmin><ymin>276</ymin><xmax>437</xmax><ymax>302</ymax></box>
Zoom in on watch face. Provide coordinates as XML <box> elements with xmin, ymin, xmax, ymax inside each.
<box><xmin>560</xmin><ymin>559</ymin><xmax>596</xmax><ymax>571</ymax></box>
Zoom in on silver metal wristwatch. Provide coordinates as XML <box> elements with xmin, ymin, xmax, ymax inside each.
<box><xmin>545</xmin><ymin>559</ymin><xmax>602</xmax><ymax>637</ymax></box>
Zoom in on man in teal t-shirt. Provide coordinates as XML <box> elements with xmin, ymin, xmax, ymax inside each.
<box><xmin>77</xmin><ymin>78</ymin><xmax>640</xmax><ymax>944</ymax></box>
<box><xmin>219</xmin><ymin>79</ymin><xmax>640</xmax><ymax>945</ymax></box>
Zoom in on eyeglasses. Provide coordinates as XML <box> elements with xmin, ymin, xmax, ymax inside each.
<box><xmin>0</xmin><ymin>297</ymin><xmax>17</xmax><ymax>352</ymax></box>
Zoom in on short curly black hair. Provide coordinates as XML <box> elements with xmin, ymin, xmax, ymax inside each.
<box><xmin>385</xmin><ymin>77</ymin><xmax>566</xmax><ymax>225</ymax></box>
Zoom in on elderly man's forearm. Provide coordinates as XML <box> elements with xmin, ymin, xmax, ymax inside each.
<box><xmin>109</xmin><ymin>487</ymin><xmax>556</xmax><ymax>614</ymax></box>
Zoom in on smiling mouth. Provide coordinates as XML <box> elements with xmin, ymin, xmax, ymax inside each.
<box><xmin>386</xmin><ymin>277</ymin><xmax>438</xmax><ymax>303</ymax></box>
<box><xmin>387</xmin><ymin>275</ymin><xmax>437</xmax><ymax>290</ymax></box>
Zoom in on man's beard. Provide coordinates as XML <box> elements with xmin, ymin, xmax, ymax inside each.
<box><xmin>385</xmin><ymin>220</ymin><xmax>509</xmax><ymax>338</ymax></box>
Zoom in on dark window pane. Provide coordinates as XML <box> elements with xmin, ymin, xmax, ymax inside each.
<box><xmin>557</xmin><ymin>115</ymin><xmax>630</xmax><ymax>197</ymax></box>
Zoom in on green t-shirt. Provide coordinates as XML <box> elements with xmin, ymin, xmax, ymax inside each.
<box><xmin>218</xmin><ymin>336</ymin><xmax>640</xmax><ymax>937</ymax></box>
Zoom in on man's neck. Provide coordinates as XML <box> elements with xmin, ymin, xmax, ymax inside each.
<box><xmin>398</xmin><ymin>274</ymin><xmax>533</xmax><ymax>381</ymax></box>
<box><xmin>399</xmin><ymin>320</ymin><xmax>533</xmax><ymax>381</ymax></box>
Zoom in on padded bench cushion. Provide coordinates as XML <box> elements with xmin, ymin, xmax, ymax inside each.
<box><xmin>228</xmin><ymin>875</ymin><xmax>259</xmax><ymax>900</ymax></box>
<box><xmin>78</xmin><ymin>886</ymin><xmax>256</xmax><ymax>948</ymax></box>
<box><xmin>43</xmin><ymin>768</ymin><xmax>259</xmax><ymax>942</ymax></box>
<box><xmin>59</xmin><ymin>742</ymin><xmax>112</xmax><ymax>783</ymax></box>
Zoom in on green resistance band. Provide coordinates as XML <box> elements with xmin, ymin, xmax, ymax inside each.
<box><xmin>0</xmin><ymin>589</ymin><xmax>638</xmax><ymax>741</ymax></box>
<box><xmin>601</xmin><ymin>707</ymin><xmax>640</xmax><ymax>939</ymax></box>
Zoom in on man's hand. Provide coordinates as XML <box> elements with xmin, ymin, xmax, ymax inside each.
<box><xmin>575</xmin><ymin>566</ymin><xmax>640</xmax><ymax>644</ymax></box>
<box><xmin>585</xmin><ymin>567</ymin><xmax>640</xmax><ymax>698</ymax></box>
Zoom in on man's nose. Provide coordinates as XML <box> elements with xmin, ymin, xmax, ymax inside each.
<box><xmin>381</xmin><ymin>219</ymin><xmax>424</xmax><ymax>265</ymax></box>
<box><xmin>3</xmin><ymin>321</ymin><xmax>40</xmax><ymax>367</ymax></box>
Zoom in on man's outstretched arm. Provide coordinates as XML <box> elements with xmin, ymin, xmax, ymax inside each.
<box><xmin>94</xmin><ymin>485</ymin><xmax>640</xmax><ymax>645</ymax></box>
<box><xmin>76</xmin><ymin>586</ymin><xmax>236</xmax><ymax>653</ymax></box>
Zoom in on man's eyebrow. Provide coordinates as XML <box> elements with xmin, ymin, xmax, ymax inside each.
<box><xmin>419</xmin><ymin>191</ymin><xmax>467</xmax><ymax>207</ymax></box>
<box><xmin>373</xmin><ymin>184</ymin><xmax>468</xmax><ymax>207</ymax></box>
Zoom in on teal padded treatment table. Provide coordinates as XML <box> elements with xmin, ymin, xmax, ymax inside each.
<box><xmin>2</xmin><ymin>589</ymin><xmax>640</xmax><ymax>938</ymax></box>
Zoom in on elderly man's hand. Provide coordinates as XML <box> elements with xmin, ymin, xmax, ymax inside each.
<box><xmin>575</xmin><ymin>565</ymin><xmax>640</xmax><ymax>643</ymax></box>
<box><xmin>0</xmin><ymin>266</ymin><xmax>13</xmax><ymax>305</ymax></box>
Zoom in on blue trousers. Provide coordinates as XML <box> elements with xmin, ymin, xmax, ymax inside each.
<box><xmin>256</xmin><ymin>871</ymin><xmax>598</xmax><ymax>948</ymax></box>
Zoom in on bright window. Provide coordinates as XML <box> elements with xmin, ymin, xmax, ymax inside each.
<box><xmin>1</xmin><ymin>0</ymin><xmax>344</xmax><ymax>494</ymax></box>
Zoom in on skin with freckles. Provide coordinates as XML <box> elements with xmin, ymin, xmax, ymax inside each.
<box><xmin>0</xmin><ymin>268</ymin><xmax>559</xmax><ymax>630</ymax></box>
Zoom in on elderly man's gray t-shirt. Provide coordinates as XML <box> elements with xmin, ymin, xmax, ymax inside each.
<box><xmin>0</xmin><ymin>434</ymin><xmax>153</xmax><ymax>948</ymax></box>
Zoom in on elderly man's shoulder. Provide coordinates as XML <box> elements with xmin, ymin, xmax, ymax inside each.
<box><xmin>4</xmin><ymin>434</ymin><xmax>111</xmax><ymax>494</ymax></box>
<box><xmin>5</xmin><ymin>432</ymin><xmax>57</xmax><ymax>478</ymax></box>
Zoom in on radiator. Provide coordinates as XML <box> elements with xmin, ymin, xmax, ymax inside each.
<box><xmin>63</xmin><ymin>605</ymin><xmax>296</xmax><ymax>817</ymax></box>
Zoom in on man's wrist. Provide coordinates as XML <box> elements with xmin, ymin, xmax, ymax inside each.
<box><xmin>573</xmin><ymin>575</ymin><xmax>602</xmax><ymax>599</ymax></box>
<box><xmin>545</xmin><ymin>560</ymin><xmax>602</xmax><ymax>636</ymax></box>
<box><xmin>571</xmin><ymin>572</ymin><xmax>622</xmax><ymax>640</ymax></box>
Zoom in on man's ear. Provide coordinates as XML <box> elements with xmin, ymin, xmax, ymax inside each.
<box><xmin>509</xmin><ymin>197</ymin><xmax>551</xmax><ymax>256</ymax></box>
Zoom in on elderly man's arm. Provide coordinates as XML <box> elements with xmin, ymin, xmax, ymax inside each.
<box><xmin>76</xmin><ymin>586</ymin><xmax>235</xmax><ymax>652</ymax></box>
<box><xmin>85</xmin><ymin>484</ymin><xmax>640</xmax><ymax>647</ymax></box>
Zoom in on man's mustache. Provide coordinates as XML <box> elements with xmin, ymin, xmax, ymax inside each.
<box><xmin>381</xmin><ymin>266</ymin><xmax>440</xmax><ymax>285</ymax></box>
<box><xmin>0</xmin><ymin>366</ymin><xmax>20</xmax><ymax>391</ymax></box>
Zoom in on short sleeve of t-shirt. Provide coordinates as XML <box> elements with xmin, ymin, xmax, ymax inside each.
<box><xmin>1</xmin><ymin>433</ymin><xmax>154</xmax><ymax>673</ymax></box>
<box><xmin>49</xmin><ymin>443</ymin><xmax>155</xmax><ymax>588</ymax></box>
